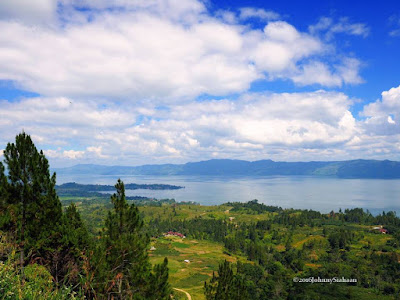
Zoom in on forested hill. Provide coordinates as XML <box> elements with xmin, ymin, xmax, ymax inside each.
<box><xmin>55</xmin><ymin>182</ymin><xmax>183</xmax><ymax>198</ymax></box>
<box><xmin>54</xmin><ymin>159</ymin><xmax>400</xmax><ymax>179</ymax></box>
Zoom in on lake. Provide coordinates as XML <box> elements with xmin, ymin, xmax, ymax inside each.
<box><xmin>56</xmin><ymin>174</ymin><xmax>400</xmax><ymax>214</ymax></box>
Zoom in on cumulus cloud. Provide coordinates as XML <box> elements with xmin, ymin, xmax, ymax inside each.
<box><xmin>87</xmin><ymin>146</ymin><xmax>109</xmax><ymax>158</ymax></box>
<box><xmin>361</xmin><ymin>85</ymin><xmax>400</xmax><ymax>136</ymax></box>
<box><xmin>3</xmin><ymin>86</ymin><xmax>400</xmax><ymax>165</ymax></box>
<box><xmin>0</xmin><ymin>1</ymin><xmax>378</xmax><ymax>165</ymax></box>
<box><xmin>44</xmin><ymin>149</ymin><xmax>84</xmax><ymax>159</ymax></box>
<box><xmin>0</xmin><ymin>97</ymin><xmax>136</xmax><ymax>147</ymax></box>
<box><xmin>326</xmin><ymin>84</ymin><xmax>400</xmax><ymax>160</ymax></box>
<box><xmin>293</xmin><ymin>57</ymin><xmax>363</xmax><ymax>87</ymax></box>
<box><xmin>0</xmin><ymin>0</ymin><xmax>363</xmax><ymax>102</ymax></box>
<box><xmin>0</xmin><ymin>90</ymin><xmax>363</xmax><ymax>165</ymax></box>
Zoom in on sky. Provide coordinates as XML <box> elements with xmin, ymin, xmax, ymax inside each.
<box><xmin>0</xmin><ymin>0</ymin><xmax>400</xmax><ymax>167</ymax></box>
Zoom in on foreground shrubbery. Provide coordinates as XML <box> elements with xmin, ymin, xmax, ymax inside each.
<box><xmin>0</xmin><ymin>238</ymin><xmax>78</xmax><ymax>300</ymax></box>
<box><xmin>0</xmin><ymin>133</ymin><xmax>171</xmax><ymax>299</ymax></box>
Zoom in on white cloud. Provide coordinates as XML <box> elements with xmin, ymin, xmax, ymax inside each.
<box><xmin>62</xmin><ymin>0</ymin><xmax>206</xmax><ymax>21</ymax></box>
<box><xmin>0</xmin><ymin>1</ymin><xmax>381</xmax><ymax>165</ymax></box>
<box><xmin>0</xmin><ymin>90</ymin><xmax>362</xmax><ymax>165</ymax></box>
<box><xmin>0</xmin><ymin>1</ymin><xmax>364</xmax><ymax>102</ymax></box>
<box><xmin>239</xmin><ymin>7</ymin><xmax>280</xmax><ymax>21</ymax></box>
<box><xmin>292</xmin><ymin>57</ymin><xmax>363</xmax><ymax>87</ymax></box>
<box><xmin>44</xmin><ymin>149</ymin><xmax>84</xmax><ymax>159</ymax></box>
<box><xmin>3</xmin><ymin>86</ymin><xmax>400</xmax><ymax>165</ymax></box>
<box><xmin>361</xmin><ymin>85</ymin><xmax>400</xmax><ymax>136</ymax></box>
<box><xmin>292</xmin><ymin>62</ymin><xmax>342</xmax><ymax>87</ymax></box>
<box><xmin>0</xmin><ymin>97</ymin><xmax>136</xmax><ymax>147</ymax></box>
<box><xmin>309</xmin><ymin>17</ymin><xmax>370</xmax><ymax>40</ymax></box>
<box><xmin>250</xmin><ymin>21</ymin><xmax>322</xmax><ymax>74</ymax></box>
<box><xmin>87</xmin><ymin>146</ymin><xmax>108</xmax><ymax>158</ymax></box>
<box><xmin>63</xmin><ymin>150</ymin><xmax>84</xmax><ymax>159</ymax></box>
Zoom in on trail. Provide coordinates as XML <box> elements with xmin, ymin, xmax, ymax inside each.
<box><xmin>173</xmin><ymin>288</ymin><xmax>192</xmax><ymax>300</ymax></box>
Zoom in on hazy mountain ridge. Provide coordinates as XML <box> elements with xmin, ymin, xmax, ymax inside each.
<box><xmin>53</xmin><ymin>159</ymin><xmax>400</xmax><ymax>179</ymax></box>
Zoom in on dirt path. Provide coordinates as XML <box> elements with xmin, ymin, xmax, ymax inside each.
<box><xmin>173</xmin><ymin>288</ymin><xmax>192</xmax><ymax>300</ymax></box>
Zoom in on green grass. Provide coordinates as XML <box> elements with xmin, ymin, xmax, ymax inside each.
<box><xmin>60</xmin><ymin>197</ymin><xmax>399</xmax><ymax>299</ymax></box>
<box><xmin>149</xmin><ymin>235</ymin><xmax>248</xmax><ymax>300</ymax></box>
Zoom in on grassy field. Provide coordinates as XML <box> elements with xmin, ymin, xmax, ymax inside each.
<box><xmin>149</xmin><ymin>235</ymin><xmax>248</xmax><ymax>300</ymax></box>
<box><xmin>64</xmin><ymin>198</ymin><xmax>399</xmax><ymax>299</ymax></box>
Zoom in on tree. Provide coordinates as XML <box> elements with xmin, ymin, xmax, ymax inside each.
<box><xmin>2</xmin><ymin>132</ymin><xmax>62</xmax><ymax>276</ymax></box>
<box><xmin>204</xmin><ymin>260</ymin><xmax>249</xmax><ymax>300</ymax></box>
<box><xmin>0</xmin><ymin>161</ymin><xmax>11</xmax><ymax>229</ymax></box>
<box><xmin>99</xmin><ymin>179</ymin><xmax>170</xmax><ymax>299</ymax></box>
<box><xmin>150</xmin><ymin>257</ymin><xmax>171</xmax><ymax>300</ymax></box>
<box><xmin>49</xmin><ymin>203</ymin><xmax>90</xmax><ymax>286</ymax></box>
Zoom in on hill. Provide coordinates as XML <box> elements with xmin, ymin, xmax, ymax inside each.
<box><xmin>53</xmin><ymin>159</ymin><xmax>400</xmax><ymax>179</ymax></box>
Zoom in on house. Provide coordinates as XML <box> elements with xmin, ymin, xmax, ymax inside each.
<box><xmin>164</xmin><ymin>231</ymin><xmax>186</xmax><ymax>238</ymax></box>
<box><xmin>229</xmin><ymin>217</ymin><xmax>235</xmax><ymax>221</ymax></box>
<box><xmin>150</xmin><ymin>246</ymin><xmax>156</xmax><ymax>251</ymax></box>
<box><xmin>371</xmin><ymin>226</ymin><xmax>388</xmax><ymax>234</ymax></box>
<box><xmin>184</xmin><ymin>260</ymin><xmax>190</xmax><ymax>263</ymax></box>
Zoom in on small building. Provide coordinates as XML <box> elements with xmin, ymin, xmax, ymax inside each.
<box><xmin>229</xmin><ymin>217</ymin><xmax>235</xmax><ymax>221</ymax></box>
<box><xmin>164</xmin><ymin>231</ymin><xmax>186</xmax><ymax>238</ymax></box>
<box><xmin>184</xmin><ymin>260</ymin><xmax>190</xmax><ymax>263</ymax></box>
<box><xmin>379</xmin><ymin>228</ymin><xmax>388</xmax><ymax>234</ymax></box>
<box><xmin>150</xmin><ymin>246</ymin><xmax>156</xmax><ymax>251</ymax></box>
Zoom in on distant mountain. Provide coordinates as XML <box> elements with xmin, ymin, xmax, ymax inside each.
<box><xmin>53</xmin><ymin>159</ymin><xmax>400</xmax><ymax>179</ymax></box>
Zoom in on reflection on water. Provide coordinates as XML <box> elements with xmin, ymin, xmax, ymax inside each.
<box><xmin>56</xmin><ymin>174</ymin><xmax>400</xmax><ymax>214</ymax></box>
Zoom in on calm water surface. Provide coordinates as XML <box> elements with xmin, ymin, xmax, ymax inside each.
<box><xmin>56</xmin><ymin>174</ymin><xmax>400</xmax><ymax>214</ymax></box>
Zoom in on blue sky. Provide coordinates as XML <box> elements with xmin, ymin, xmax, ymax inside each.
<box><xmin>0</xmin><ymin>0</ymin><xmax>400</xmax><ymax>167</ymax></box>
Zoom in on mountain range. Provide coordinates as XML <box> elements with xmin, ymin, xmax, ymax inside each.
<box><xmin>53</xmin><ymin>159</ymin><xmax>400</xmax><ymax>179</ymax></box>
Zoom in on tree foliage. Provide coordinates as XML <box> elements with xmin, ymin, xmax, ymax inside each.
<box><xmin>0</xmin><ymin>133</ymin><xmax>171</xmax><ymax>299</ymax></box>
<box><xmin>96</xmin><ymin>179</ymin><xmax>171</xmax><ymax>299</ymax></box>
<box><xmin>1</xmin><ymin>132</ymin><xmax>63</xmax><ymax>278</ymax></box>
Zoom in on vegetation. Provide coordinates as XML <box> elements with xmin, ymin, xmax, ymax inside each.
<box><xmin>56</xmin><ymin>182</ymin><xmax>183</xmax><ymax>197</ymax></box>
<box><xmin>1</xmin><ymin>133</ymin><xmax>400</xmax><ymax>299</ymax></box>
<box><xmin>0</xmin><ymin>133</ymin><xmax>171</xmax><ymax>299</ymax></box>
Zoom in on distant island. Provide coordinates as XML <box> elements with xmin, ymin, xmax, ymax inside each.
<box><xmin>56</xmin><ymin>182</ymin><xmax>183</xmax><ymax>196</ymax></box>
<box><xmin>54</xmin><ymin>158</ymin><xmax>400</xmax><ymax>179</ymax></box>
<box><xmin>56</xmin><ymin>182</ymin><xmax>186</xmax><ymax>206</ymax></box>
<box><xmin>57</xmin><ymin>182</ymin><xmax>183</xmax><ymax>191</ymax></box>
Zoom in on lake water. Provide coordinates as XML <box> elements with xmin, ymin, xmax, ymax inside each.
<box><xmin>56</xmin><ymin>174</ymin><xmax>400</xmax><ymax>214</ymax></box>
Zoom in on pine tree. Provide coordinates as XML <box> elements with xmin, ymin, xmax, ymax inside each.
<box><xmin>204</xmin><ymin>260</ymin><xmax>250</xmax><ymax>300</ymax></box>
<box><xmin>49</xmin><ymin>203</ymin><xmax>91</xmax><ymax>286</ymax></box>
<box><xmin>0</xmin><ymin>161</ymin><xmax>11</xmax><ymax>228</ymax></box>
<box><xmin>2</xmin><ymin>132</ymin><xmax>62</xmax><ymax>276</ymax></box>
<box><xmin>149</xmin><ymin>257</ymin><xmax>171</xmax><ymax>300</ymax></box>
<box><xmin>100</xmin><ymin>179</ymin><xmax>155</xmax><ymax>299</ymax></box>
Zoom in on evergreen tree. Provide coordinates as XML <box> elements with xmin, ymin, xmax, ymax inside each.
<box><xmin>0</xmin><ymin>161</ymin><xmax>12</xmax><ymax>229</ymax></box>
<box><xmin>2</xmin><ymin>132</ymin><xmax>62</xmax><ymax>275</ymax></box>
<box><xmin>49</xmin><ymin>203</ymin><xmax>91</xmax><ymax>286</ymax></box>
<box><xmin>204</xmin><ymin>260</ymin><xmax>249</xmax><ymax>300</ymax></box>
<box><xmin>99</xmin><ymin>179</ymin><xmax>170</xmax><ymax>299</ymax></box>
<box><xmin>149</xmin><ymin>257</ymin><xmax>171</xmax><ymax>300</ymax></box>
